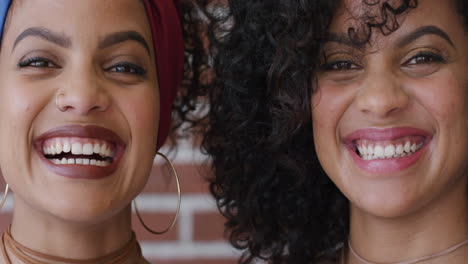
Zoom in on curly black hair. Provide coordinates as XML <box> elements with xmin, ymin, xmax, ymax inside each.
<box><xmin>172</xmin><ymin>0</ymin><xmax>214</xmax><ymax>132</ymax></box>
<box><xmin>194</xmin><ymin>0</ymin><xmax>468</xmax><ymax>263</ymax></box>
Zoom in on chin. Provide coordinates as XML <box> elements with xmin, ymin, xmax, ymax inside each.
<box><xmin>45</xmin><ymin>199</ymin><xmax>129</xmax><ymax>225</ymax></box>
<box><xmin>351</xmin><ymin>189</ymin><xmax>428</xmax><ymax>219</ymax></box>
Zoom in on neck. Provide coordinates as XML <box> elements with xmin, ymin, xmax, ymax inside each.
<box><xmin>3</xmin><ymin>195</ymin><xmax>141</xmax><ymax>264</ymax></box>
<box><xmin>347</xmin><ymin>176</ymin><xmax>468</xmax><ymax>264</ymax></box>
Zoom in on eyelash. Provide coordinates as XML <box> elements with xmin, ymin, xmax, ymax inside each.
<box><xmin>18</xmin><ymin>57</ymin><xmax>58</xmax><ymax>68</ymax></box>
<box><xmin>320</xmin><ymin>60</ymin><xmax>360</xmax><ymax>71</ymax></box>
<box><xmin>403</xmin><ymin>51</ymin><xmax>446</xmax><ymax>65</ymax></box>
<box><xmin>18</xmin><ymin>57</ymin><xmax>147</xmax><ymax>76</ymax></box>
<box><xmin>105</xmin><ymin>62</ymin><xmax>147</xmax><ymax>76</ymax></box>
<box><xmin>320</xmin><ymin>51</ymin><xmax>446</xmax><ymax>72</ymax></box>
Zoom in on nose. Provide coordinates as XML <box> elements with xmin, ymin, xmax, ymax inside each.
<box><xmin>355</xmin><ymin>67</ymin><xmax>409</xmax><ymax>119</ymax></box>
<box><xmin>56</xmin><ymin>65</ymin><xmax>110</xmax><ymax>115</ymax></box>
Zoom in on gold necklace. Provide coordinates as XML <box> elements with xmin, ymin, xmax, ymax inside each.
<box><xmin>344</xmin><ymin>238</ymin><xmax>468</xmax><ymax>264</ymax></box>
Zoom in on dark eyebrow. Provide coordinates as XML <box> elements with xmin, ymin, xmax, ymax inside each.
<box><xmin>322</xmin><ymin>33</ymin><xmax>357</xmax><ymax>48</ymax></box>
<box><xmin>397</xmin><ymin>25</ymin><xmax>454</xmax><ymax>48</ymax></box>
<box><xmin>13</xmin><ymin>27</ymin><xmax>72</xmax><ymax>51</ymax></box>
<box><xmin>98</xmin><ymin>31</ymin><xmax>151</xmax><ymax>56</ymax></box>
<box><xmin>322</xmin><ymin>25</ymin><xmax>454</xmax><ymax>50</ymax></box>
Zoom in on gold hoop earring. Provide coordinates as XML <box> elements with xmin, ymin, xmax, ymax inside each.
<box><xmin>55</xmin><ymin>93</ymin><xmax>66</xmax><ymax>112</ymax></box>
<box><xmin>0</xmin><ymin>184</ymin><xmax>8</xmax><ymax>211</ymax></box>
<box><xmin>133</xmin><ymin>152</ymin><xmax>181</xmax><ymax>235</ymax></box>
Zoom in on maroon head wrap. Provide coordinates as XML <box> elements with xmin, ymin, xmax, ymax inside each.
<box><xmin>143</xmin><ymin>0</ymin><xmax>184</xmax><ymax>149</ymax></box>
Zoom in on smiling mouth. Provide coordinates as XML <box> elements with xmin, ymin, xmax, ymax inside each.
<box><xmin>354</xmin><ymin>136</ymin><xmax>427</xmax><ymax>161</ymax></box>
<box><xmin>34</xmin><ymin>125</ymin><xmax>126</xmax><ymax>179</ymax></box>
<box><xmin>343</xmin><ymin>127</ymin><xmax>433</xmax><ymax>173</ymax></box>
<box><xmin>42</xmin><ymin>137</ymin><xmax>115</xmax><ymax>167</ymax></box>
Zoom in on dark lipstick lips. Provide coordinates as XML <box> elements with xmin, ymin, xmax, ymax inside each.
<box><xmin>34</xmin><ymin>125</ymin><xmax>126</xmax><ymax>180</ymax></box>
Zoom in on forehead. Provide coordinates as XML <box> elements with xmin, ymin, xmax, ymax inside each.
<box><xmin>328</xmin><ymin>0</ymin><xmax>461</xmax><ymax>46</ymax></box>
<box><xmin>3</xmin><ymin>0</ymin><xmax>151</xmax><ymax>44</ymax></box>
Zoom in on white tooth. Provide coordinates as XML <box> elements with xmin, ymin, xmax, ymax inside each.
<box><xmin>76</xmin><ymin>158</ymin><xmax>83</xmax><ymax>164</ymax></box>
<box><xmin>63</xmin><ymin>141</ymin><xmax>71</xmax><ymax>153</ymax></box>
<box><xmin>83</xmin><ymin>143</ymin><xmax>93</xmax><ymax>155</ymax></box>
<box><xmin>42</xmin><ymin>146</ymin><xmax>48</xmax><ymax>154</ymax></box>
<box><xmin>71</xmin><ymin>143</ymin><xmax>83</xmax><ymax>155</ymax></box>
<box><xmin>384</xmin><ymin>145</ymin><xmax>395</xmax><ymax>158</ymax></box>
<box><xmin>61</xmin><ymin>158</ymin><xmax>67</xmax><ymax>164</ymax></box>
<box><xmin>404</xmin><ymin>141</ymin><xmax>411</xmax><ymax>153</ymax></box>
<box><xmin>90</xmin><ymin>159</ymin><xmax>97</xmax><ymax>165</ymax></box>
<box><xmin>53</xmin><ymin>159</ymin><xmax>61</xmax><ymax>164</ymax></box>
<box><xmin>396</xmin><ymin>144</ymin><xmax>403</xmax><ymax>155</ymax></box>
<box><xmin>55</xmin><ymin>141</ymin><xmax>63</xmax><ymax>154</ymax></box>
<box><xmin>361</xmin><ymin>145</ymin><xmax>368</xmax><ymax>155</ymax></box>
<box><xmin>102</xmin><ymin>161</ymin><xmax>110</xmax><ymax>167</ymax></box>
<box><xmin>374</xmin><ymin>145</ymin><xmax>384</xmax><ymax>159</ymax></box>
<box><xmin>50</xmin><ymin>145</ymin><xmax>56</xmax><ymax>155</ymax></box>
<box><xmin>105</xmin><ymin>146</ymin><xmax>112</xmax><ymax>157</ymax></box>
<box><xmin>104</xmin><ymin>145</ymin><xmax>112</xmax><ymax>157</ymax></box>
<box><xmin>83</xmin><ymin>159</ymin><xmax>90</xmax><ymax>165</ymax></box>
<box><xmin>410</xmin><ymin>143</ymin><xmax>417</xmax><ymax>152</ymax></box>
<box><xmin>67</xmin><ymin>158</ymin><xmax>75</xmax><ymax>164</ymax></box>
<box><xmin>401</xmin><ymin>152</ymin><xmax>407</xmax><ymax>157</ymax></box>
<box><xmin>96</xmin><ymin>160</ymin><xmax>101</xmax><ymax>166</ymax></box>
<box><xmin>93</xmin><ymin>144</ymin><xmax>101</xmax><ymax>154</ymax></box>
<box><xmin>99</xmin><ymin>144</ymin><xmax>108</xmax><ymax>157</ymax></box>
<box><xmin>367</xmin><ymin>145</ymin><xmax>374</xmax><ymax>156</ymax></box>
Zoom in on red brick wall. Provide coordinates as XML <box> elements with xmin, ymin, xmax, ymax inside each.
<box><xmin>0</xmin><ymin>142</ymin><xmax>238</xmax><ymax>264</ymax></box>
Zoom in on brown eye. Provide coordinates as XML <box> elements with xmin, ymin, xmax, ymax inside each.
<box><xmin>105</xmin><ymin>62</ymin><xmax>147</xmax><ymax>76</ymax></box>
<box><xmin>404</xmin><ymin>52</ymin><xmax>445</xmax><ymax>66</ymax></box>
<box><xmin>18</xmin><ymin>57</ymin><xmax>59</xmax><ymax>68</ymax></box>
<box><xmin>321</xmin><ymin>60</ymin><xmax>360</xmax><ymax>71</ymax></box>
<box><xmin>402</xmin><ymin>51</ymin><xmax>447</xmax><ymax>77</ymax></box>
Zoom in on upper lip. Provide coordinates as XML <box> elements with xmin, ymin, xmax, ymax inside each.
<box><xmin>34</xmin><ymin>125</ymin><xmax>126</xmax><ymax>148</ymax></box>
<box><xmin>343</xmin><ymin>127</ymin><xmax>432</xmax><ymax>143</ymax></box>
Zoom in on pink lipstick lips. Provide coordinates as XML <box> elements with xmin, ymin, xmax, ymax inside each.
<box><xmin>343</xmin><ymin>127</ymin><xmax>432</xmax><ymax>174</ymax></box>
<box><xmin>34</xmin><ymin>125</ymin><xmax>126</xmax><ymax>179</ymax></box>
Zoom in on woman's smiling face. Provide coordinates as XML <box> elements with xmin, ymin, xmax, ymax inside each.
<box><xmin>312</xmin><ymin>0</ymin><xmax>468</xmax><ymax>218</ymax></box>
<box><xmin>0</xmin><ymin>0</ymin><xmax>160</xmax><ymax>222</ymax></box>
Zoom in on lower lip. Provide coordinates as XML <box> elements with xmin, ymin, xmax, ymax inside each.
<box><xmin>347</xmin><ymin>139</ymin><xmax>432</xmax><ymax>174</ymax></box>
<box><xmin>35</xmin><ymin>149</ymin><xmax>124</xmax><ymax>180</ymax></box>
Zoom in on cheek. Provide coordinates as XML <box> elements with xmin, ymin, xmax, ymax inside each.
<box><xmin>411</xmin><ymin>72</ymin><xmax>466</xmax><ymax>128</ymax></box>
<box><xmin>120</xmin><ymin>86</ymin><xmax>160</xmax><ymax>145</ymax></box>
<box><xmin>311</xmin><ymin>82</ymin><xmax>355</xmax><ymax>175</ymax></box>
<box><xmin>0</xmin><ymin>81</ymin><xmax>46</xmax><ymax>119</ymax></box>
<box><xmin>0</xmin><ymin>79</ymin><xmax>53</xmax><ymax>189</ymax></box>
<box><xmin>0</xmin><ymin>79</ymin><xmax>51</xmax><ymax>151</ymax></box>
<box><xmin>311</xmin><ymin>81</ymin><xmax>356</xmax><ymax>140</ymax></box>
<box><xmin>129</xmin><ymin>99</ymin><xmax>159</xmax><ymax>131</ymax></box>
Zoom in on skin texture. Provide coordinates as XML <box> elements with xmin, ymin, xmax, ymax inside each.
<box><xmin>0</xmin><ymin>0</ymin><xmax>158</xmax><ymax>262</ymax></box>
<box><xmin>313</xmin><ymin>0</ymin><xmax>467</xmax><ymax>263</ymax></box>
